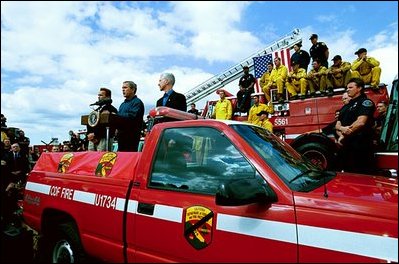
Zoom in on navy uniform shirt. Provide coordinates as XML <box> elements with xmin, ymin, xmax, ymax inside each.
<box><xmin>239</xmin><ymin>73</ymin><xmax>255</xmax><ymax>89</ymax></box>
<box><xmin>310</xmin><ymin>42</ymin><xmax>328</xmax><ymax>63</ymax></box>
<box><xmin>339</xmin><ymin>93</ymin><xmax>375</xmax><ymax>137</ymax></box>
<box><xmin>291</xmin><ymin>50</ymin><xmax>311</xmax><ymax>71</ymax></box>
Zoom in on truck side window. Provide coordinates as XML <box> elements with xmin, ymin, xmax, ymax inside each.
<box><xmin>150</xmin><ymin>127</ymin><xmax>256</xmax><ymax>195</ymax></box>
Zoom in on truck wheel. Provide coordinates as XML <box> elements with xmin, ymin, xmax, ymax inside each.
<box><xmin>295</xmin><ymin>142</ymin><xmax>334</xmax><ymax>170</ymax></box>
<box><xmin>40</xmin><ymin>222</ymin><xmax>87</xmax><ymax>263</ymax></box>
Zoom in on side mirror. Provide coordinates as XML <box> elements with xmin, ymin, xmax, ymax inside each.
<box><xmin>215</xmin><ymin>178</ymin><xmax>277</xmax><ymax>206</ymax></box>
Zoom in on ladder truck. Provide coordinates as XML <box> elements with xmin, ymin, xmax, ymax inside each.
<box><xmin>184</xmin><ymin>29</ymin><xmax>391</xmax><ymax>172</ymax></box>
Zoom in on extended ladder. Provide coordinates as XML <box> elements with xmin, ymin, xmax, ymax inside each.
<box><xmin>185</xmin><ymin>29</ymin><xmax>303</xmax><ymax>106</ymax></box>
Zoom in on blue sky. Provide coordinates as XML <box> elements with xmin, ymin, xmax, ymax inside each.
<box><xmin>1</xmin><ymin>1</ymin><xmax>398</xmax><ymax>145</ymax></box>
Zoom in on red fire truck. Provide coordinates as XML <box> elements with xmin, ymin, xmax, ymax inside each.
<box><xmin>201</xmin><ymin>85</ymin><xmax>389</xmax><ymax>171</ymax></box>
<box><xmin>184</xmin><ymin>29</ymin><xmax>392</xmax><ymax>173</ymax></box>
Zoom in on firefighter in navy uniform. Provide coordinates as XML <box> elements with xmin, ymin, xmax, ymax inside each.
<box><xmin>237</xmin><ymin>66</ymin><xmax>255</xmax><ymax>113</ymax></box>
<box><xmin>335</xmin><ymin>78</ymin><xmax>376</xmax><ymax>174</ymax></box>
<box><xmin>309</xmin><ymin>34</ymin><xmax>329</xmax><ymax>68</ymax></box>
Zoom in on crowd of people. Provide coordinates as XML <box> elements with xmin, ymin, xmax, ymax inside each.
<box><xmin>209</xmin><ymin>34</ymin><xmax>387</xmax><ymax>176</ymax></box>
<box><xmin>235</xmin><ymin>33</ymin><xmax>382</xmax><ymax>108</ymax></box>
<box><xmin>1</xmin><ymin>116</ymin><xmax>33</xmax><ymax>229</ymax></box>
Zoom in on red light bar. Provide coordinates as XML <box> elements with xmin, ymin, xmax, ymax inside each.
<box><xmin>148</xmin><ymin>106</ymin><xmax>205</xmax><ymax>120</ymax></box>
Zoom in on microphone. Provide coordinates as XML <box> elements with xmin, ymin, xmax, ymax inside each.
<box><xmin>90</xmin><ymin>98</ymin><xmax>113</xmax><ymax>106</ymax></box>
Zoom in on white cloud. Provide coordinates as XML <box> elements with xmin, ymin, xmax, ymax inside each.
<box><xmin>14</xmin><ymin>75</ymin><xmax>43</xmax><ymax>85</ymax></box>
<box><xmin>159</xmin><ymin>1</ymin><xmax>257</xmax><ymax>63</ymax></box>
<box><xmin>160</xmin><ymin>2</ymin><xmax>248</xmax><ymax>32</ymax></box>
<box><xmin>96</xmin><ymin>3</ymin><xmax>189</xmax><ymax>58</ymax></box>
<box><xmin>190</xmin><ymin>31</ymin><xmax>260</xmax><ymax>63</ymax></box>
<box><xmin>372</xmin><ymin>45</ymin><xmax>398</xmax><ymax>85</ymax></box>
<box><xmin>315</xmin><ymin>15</ymin><xmax>336</xmax><ymax>23</ymax></box>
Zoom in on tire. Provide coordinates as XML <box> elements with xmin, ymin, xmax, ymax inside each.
<box><xmin>39</xmin><ymin>222</ymin><xmax>87</xmax><ymax>263</ymax></box>
<box><xmin>295</xmin><ymin>142</ymin><xmax>335</xmax><ymax>170</ymax></box>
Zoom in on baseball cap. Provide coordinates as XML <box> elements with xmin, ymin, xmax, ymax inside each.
<box><xmin>332</xmin><ymin>55</ymin><xmax>342</xmax><ymax>61</ymax></box>
<box><xmin>309</xmin><ymin>34</ymin><xmax>318</xmax><ymax>40</ymax></box>
<box><xmin>355</xmin><ymin>48</ymin><xmax>367</xmax><ymax>55</ymax></box>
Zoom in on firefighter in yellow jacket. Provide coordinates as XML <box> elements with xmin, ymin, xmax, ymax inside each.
<box><xmin>263</xmin><ymin>57</ymin><xmax>288</xmax><ymax>104</ymax></box>
<box><xmin>327</xmin><ymin>55</ymin><xmax>352</xmax><ymax>94</ymax></box>
<box><xmin>286</xmin><ymin>60</ymin><xmax>308</xmax><ymax>100</ymax></box>
<box><xmin>259</xmin><ymin>62</ymin><xmax>273</xmax><ymax>101</ymax></box>
<box><xmin>248</xmin><ymin>95</ymin><xmax>273</xmax><ymax>124</ymax></box>
<box><xmin>351</xmin><ymin>48</ymin><xmax>381</xmax><ymax>90</ymax></box>
<box><xmin>254</xmin><ymin>110</ymin><xmax>273</xmax><ymax>132</ymax></box>
<box><xmin>212</xmin><ymin>90</ymin><xmax>232</xmax><ymax>120</ymax></box>
<box><xmin>307</xmin><ymin>59</ymin><xmax>328</xmax><ymax>97</ymax></box>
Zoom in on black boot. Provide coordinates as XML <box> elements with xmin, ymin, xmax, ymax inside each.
<box><xmin>327</xmin><ymin>87</ymin><xmax>334</xmax><ymax>96</ymax></box>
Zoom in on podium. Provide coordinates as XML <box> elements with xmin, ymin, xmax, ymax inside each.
<box><xmin>81</xmin><ymin>112</ymin><xmax>125</xmax><ymax>151</ymax></box>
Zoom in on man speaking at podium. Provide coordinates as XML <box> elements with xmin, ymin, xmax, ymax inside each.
<box><xmin>87</xmin><ymin>87</ymin><xmax>118</xmax><ymax>151</ymax></box>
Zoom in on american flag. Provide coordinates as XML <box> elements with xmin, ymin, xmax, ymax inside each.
<box><xmin>253</xmin><ymin>48</ymin><xmax>292</xmax><ymax>78</ymax></box>
<box><xmin>253</xmin><ymin>54</ymin><xmax>273</xmax><ymax>79</ymax></box>
<box><xmin>253</xmin><ymin>48</ymin><xmax>292</xmax><ymax>92</ymax></box>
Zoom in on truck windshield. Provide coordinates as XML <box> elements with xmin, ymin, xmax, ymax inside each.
<box><xmin>231</xmin><ymin>124</ymin><xmax>336</xmax><ymax>192</ymax></box>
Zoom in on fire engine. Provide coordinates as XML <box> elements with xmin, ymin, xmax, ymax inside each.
<box><xmin>184</xmin><ymin>29</ymin><xmax>391</xmax><ymax>172</ymax></box>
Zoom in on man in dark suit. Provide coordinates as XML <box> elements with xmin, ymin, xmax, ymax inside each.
<box><xmin>2</xmin><ymin>143</ymin><xmax>30</xmax><ymax>225</ymax></box>
<box><xmin>6</xmin><ymin>143</ymin><xmax>30</xmax><ymax>185</ymax></box>
<box><xmin>157</xmin><ymin>73</ymin><xmax>187</xmax><ymax>111</ymax></box>
<box><xmin>156</xmin><ymin>72</ymin><xmax>187</xmax><ymax>122</ymax></box>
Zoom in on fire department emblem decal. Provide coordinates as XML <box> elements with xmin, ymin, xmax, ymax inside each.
<box><xmin>57</xmin><ymin>153</ymin><xmax>74</xmax><ymax>173</ymax></box>
<box><xmin>184</xmin><ymin>206</ymin><xmax>214</xmax><ymax>250</ymax></box>
<box><xmin>95</xmin><ymin>152</ymin><xmax>117</xmax><ymax>177</ymax></box>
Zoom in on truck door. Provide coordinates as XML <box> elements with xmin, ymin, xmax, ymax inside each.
<box><xmin>134</xmin><ymin>126</ymin><xmax>297</xmax><ymax>262</ymax></box>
